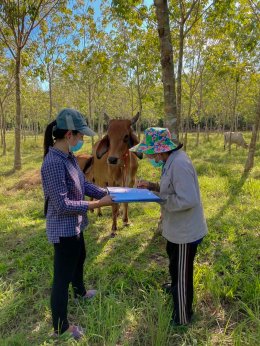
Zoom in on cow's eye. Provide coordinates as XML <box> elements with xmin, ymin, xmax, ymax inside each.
<box><xmin>123</xmin><ymin>135</ymin><xmax>129</xmax><ymax>142</ymax></box>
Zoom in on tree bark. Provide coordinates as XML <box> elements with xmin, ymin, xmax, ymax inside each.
<box><xmin>14</xmin><ymin>48</ymin><xmax>22</xmax><ymax>170</ymax></box>
<box><xmin>183</xmin><ymin>118</ymin><xmax>189</xmax><ymax>151</ymax></box>
<box><xmin>244</xmin><ymin>92</ymin><xmax>260</xmax><ymax>173</ymax></box>
<box><xmin>154</xmin><ymin>0</ymin><xmax>178</xmax><ymax>140</ymax></box>
<box><xmin>47</xmin><ymin>65</ymin><xmax>53</xmax><ymax>120</ymax></box>
<box><xmin>196</xmin><ymin>123</ymin><xmax>200</xmax><ymax>146</ymax></box>
<box><xmin>205</xmin><ymin>117</ymin><xmax>209</xmax><ymax>141</ymax></box>
<box><xmin>136</xmin><ymin>62</ymin><xmax>142</xmax><ymax>139</ymax></box>
<box><xmin>176</xmin><ymin>20</ymin><xmax>184</xmax><ymax>141</ymax></box>
<box><xmin>0</xmin><ymin>103</ymin><xmax>3</xmax><ymax>146</ymax></box>
<box><xmin>0</xmin><ymin>102</ymin><xmax>7</xmax><ymax>155</ymax></box>
<box><xmin>88</xmin><ymin>84</ymin><xmax>94</xmax><ymax>149</ymax></box>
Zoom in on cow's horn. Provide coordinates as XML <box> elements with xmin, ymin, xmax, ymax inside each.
<box><xmin>104</xmin><ymin>112</ymin><xmax>110</xmax><ymax>123</ymax></box>
<box><xmin>131</xmin><ymin>112</ymin><xmax>140</xmax><ymax>125</ymax></box>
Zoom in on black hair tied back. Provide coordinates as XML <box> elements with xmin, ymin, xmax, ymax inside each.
<box><xmin>43</xmin><ymin>120</ymin><xmax>57</xmax><ymax>158</ymax></box>
<box><xmin>43</xmin><ymin>121</ymin><xmax>79</xmax><ymax>158</ymax></box>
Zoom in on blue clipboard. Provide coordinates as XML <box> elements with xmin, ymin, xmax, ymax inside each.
<box><xmin>107</xmin><ymin>187</ymin><xmax>162</xmax><ymax>203</ymax></box>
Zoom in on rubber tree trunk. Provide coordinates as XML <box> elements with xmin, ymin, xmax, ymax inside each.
<box><xmin>154</xmin><ymin>0</ymin><xmax>178</xmax><ymax>140</ymax></box>
<box><xmin>136</xmin><ymin>62</ymin><xmax>142</xmax><ymax>140</ymax></box>
<box><xmin>244</xmin><ymin>93</ymin><xmax>260</xmax><ymax>173</ymax></box>
<box><xmin>196</xmin><ymin>124</ymin><xmax>200</xmax><ymax>146</ymax></box>
<box><xmin>47</xmin><ymin>65</ymin><xmax>53</xmax><ymax>121</ymax></box>
<box><xmin>0</xmin><ymin>102</ymin><xmax>7</xmax><ymax>155</ymax></box>
<box><xmin>183</xmin><ymin>118</ymin><xmax>189</xmax><ymax>151</ymax></box>
<box><xmin>14</xmin><ymin>48</ymin><xmax>22</xmax><ymax>170</ymax></box>
<box><xmin>205</xmin><ymin>117</ymin><xmax>209</xmax><ymax>141</ymax></box>
<box><xmin>176</xmin><ymin>19</ymin><xmax>184</xmax><ymax>142</ymax></box>
<box><xmin>88</xmin><ymin>84</ymin><xmax>94</xmax><ymax>150</ymax></box>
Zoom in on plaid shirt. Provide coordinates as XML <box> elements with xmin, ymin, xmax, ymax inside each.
<box><xmin>41</xmin><ymin>147</ymin><xmax>106</xmax><ymax>243</ymax></box>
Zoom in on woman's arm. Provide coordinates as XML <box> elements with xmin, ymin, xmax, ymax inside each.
<box><xmin>87</xmin><ymin>194</ymin><xmax>114</xmax><ymax>210</ymax></box>
<box><xmin>84</xmin><ymin>180</ymin><xmax>107</xmax><ymax>199</ymax></box>
<box><xmin>42</xmin><ymin>161</ymin><xmax>88</xmax><ymax>215</ymax></box>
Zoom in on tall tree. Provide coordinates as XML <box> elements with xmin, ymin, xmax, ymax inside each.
<box><xmin>0</xmin><ymin>0</ymin><xmax>63</xmax><ymax>170</ymax></box>
<box><xmin>154</xmin><ymin>0</ymin><xmax>177</xmax><ymax>139</ymax></box>
<box><xmin>34</xmin><ymin>11</ymin><xmax>72</xmax><ymax>120</ymax></box>
<box><xmin>111</xmin><ymin>0</ymin><xmax>178</xmax><ymax>136</ymax></box>
<box><xmin>244</xmin><ymin>0</ymin><xmax>260</xmax><ymax>172</ymax></box>
<box><xmin>244</xmin><ymin>87</ymin><xmax>260</xmax><ymax>173</ymax></box>
<box><xmin>0</xmin><ymin>52</ymin><xmax>15</xmax><ymax>155</ymax></box>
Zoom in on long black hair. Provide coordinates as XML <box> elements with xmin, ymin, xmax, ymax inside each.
<box><xmin>43</xmin><ymin>120</ymin><xmax>78</xmax><ymax>157</ymax></box>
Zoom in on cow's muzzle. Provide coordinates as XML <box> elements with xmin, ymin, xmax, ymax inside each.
<box><xmin>107</xmin><ymin>156</ymin><xmax>119</xmax><ymax>165</ymax></box>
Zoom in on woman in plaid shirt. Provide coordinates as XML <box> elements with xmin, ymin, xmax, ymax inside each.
<box><xmin>41</xmin><ymin>108</ymin><xmax>113</xmax><ymax>340</ymax></box>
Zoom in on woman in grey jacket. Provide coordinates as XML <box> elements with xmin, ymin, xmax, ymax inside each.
<box><xmin>130</xmin><ymin>127</ymin><xmax>207</xmax><ymax>326</ymax></box>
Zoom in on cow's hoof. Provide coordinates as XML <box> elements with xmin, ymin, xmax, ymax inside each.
<box><xmin>123</xmin><ymin>222</ymin><xmax>131</xmax><ymax>227</ymax></box>
<box><xmin>110</xmin><ymin>232</ymin><xmax>117</xmax><ymax>238</ymax></box>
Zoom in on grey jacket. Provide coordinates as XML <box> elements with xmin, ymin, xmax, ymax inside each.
<box><xmin>159</xmin><ymin>150</ymin><xmax>208</xmax><ymax>244</ymax></box>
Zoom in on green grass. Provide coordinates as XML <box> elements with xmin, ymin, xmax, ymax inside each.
<box><xmin>0</xmin><ymin>132</ymin><xmax>259</xmax><ymax>345</ymax></box>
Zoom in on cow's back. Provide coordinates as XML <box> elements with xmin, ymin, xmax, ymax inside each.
<box><xmin>224</xmin><ymin>131</ymin><xmax>247</xmax><ymax>148</ymax></box>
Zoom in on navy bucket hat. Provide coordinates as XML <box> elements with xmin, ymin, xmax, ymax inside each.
<box><xmin>55</xmin><ymin>108</ymin><xmax>95</xmax><ymax>136</ymax></box>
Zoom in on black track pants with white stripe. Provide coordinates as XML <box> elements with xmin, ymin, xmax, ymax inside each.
<box><xmin>166</xmin><ymin>241</ymin><xmax>198</xmax><ymax>325</ymax></box>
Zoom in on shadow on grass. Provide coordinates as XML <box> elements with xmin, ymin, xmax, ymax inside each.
<box><xmin>199</xmin><ymin>171</ymin><xmax>259</xmax><ymax>330</ymax></box>
<box><xmin>209</xmin><ymin>171</ymin><xmax>249</xmax><ymax>223</ymax></box>
<box><xmin>0</xmin><ymin>168</ymin><xmax>15</xmax><ymax>176</ymax></box>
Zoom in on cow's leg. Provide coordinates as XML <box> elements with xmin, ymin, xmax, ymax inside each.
<box><xmin>116</xmin><ymin>204</ymin><xmax>121</xmax><ymax>217</ymax></box>
<box><xmin>122</xmin><ymin>202</ymin><xmax>129</xmax><ymax>226</ymax></box>
<box><xmin>111</xmin><ymin>204</ymin><xmax>119</xmax><ymax>237</ymax></box>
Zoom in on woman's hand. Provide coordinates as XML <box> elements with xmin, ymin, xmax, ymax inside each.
<box><xmin>136</xmin><ymin>179</ymin><xmax>150</xmax><ymax>189</ymax></box>
<box><xmin>98</xmin><ymin>195</ymin><xmax>114</xmax><ymax>207</ymax></box>
<box><xmin>88</xmin><ymin>195</ymin><xmax>114</xmax><ymax>210</ymax></box>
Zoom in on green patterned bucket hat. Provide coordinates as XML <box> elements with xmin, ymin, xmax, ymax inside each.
<box><xmin>130</xmin><ymin>127</ymin><xmax>177</xmax><ymax>154</ymax></box>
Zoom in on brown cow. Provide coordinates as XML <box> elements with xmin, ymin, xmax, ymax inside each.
<box><xmin>78</xmin><ymin>112</ymin><xmax>142</xmax><ymax>236</ymax></box>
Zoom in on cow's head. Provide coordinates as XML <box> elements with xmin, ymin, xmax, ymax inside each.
<box><xmin>96</xmin><ymin>112</ymin><xmax>142</xmax><ymax>165</ymax></box>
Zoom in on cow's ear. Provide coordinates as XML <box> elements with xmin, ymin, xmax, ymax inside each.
<box><xmin>83</xmin><ymin>156</ymin><xmax>94</xmax><ymax>174</ymax></box>
<box><xmin>129</xmin><ymin>130</ymin><xmax>139</xmax><ymax>148</ymax></box>
<box><xmin>129</xmin><ymin>130</ymin><xmax>143</xmax><ymax>159</ymax></box>
<box><xmin>133</xmin><ymin>152</ymin><xmax>143</xmax><ymax>159</ymax></box>
<box><xmin>96</xmin><ymin>135</ymin><xmax>109</xmax><ymax>159</ymax></box>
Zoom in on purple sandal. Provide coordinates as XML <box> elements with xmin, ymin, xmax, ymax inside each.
<box><xmin>68</xmin><ymin>325</ymin><xmax>85</xmax><ymax>340</ymax></box>
<box><xmin>52</xmin><ymin>325</ymin><xmax>85</xmax><ymax>340</ymax></box>
<box><xmin>83</xmin><ymin>289</ymin><xmax>97</xmax><ymax>299</ymax></box>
